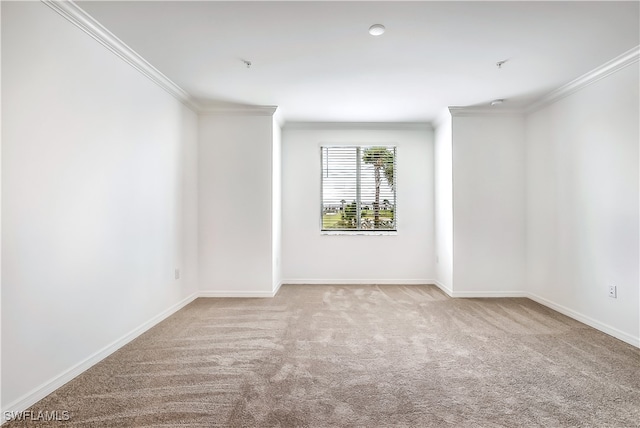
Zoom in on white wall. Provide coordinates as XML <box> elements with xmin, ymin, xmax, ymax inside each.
<box><xmin>198</xmin><ymin>114</ymin><xmax>276</xmax><ymax>295</ymax></box>
<box><xmin>282</xmin><ymin>123</ymin><xmax>435</xmax><ymax>284</ymax></box>
<box><xmin>0</xmin><ymin>1</ymin><xmax>4</xmax><ymax>413</ymax></box>
<box><xmin>526</xmin><ymin>63</ymin><xmax>640</xmax><ymax>345</ymax></box>
<box><xmin>272</xmin><ymin>117</ymin><xmax>282</xmax><ymax>292</ymax></box>
<box><xmin>1</xmin><ymin>1</ymin><xmax>198</xmax><ymax>411</ymax></box>
<box><xmin>451</xmin><ymin>114</ymin><xmax>526</xmax><ymax>296</ymax></box>
<box><xmin>434</xmin><ymin>111</ymin><xmax>453</xmax><ymax>294</ymax></box>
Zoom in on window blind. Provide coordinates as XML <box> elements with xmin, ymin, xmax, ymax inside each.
<box><xmin>321</xmin><ymin>146</ymin><xmax>396</xmax><ymax>231</ymax></box>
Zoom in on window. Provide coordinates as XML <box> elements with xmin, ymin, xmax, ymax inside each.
<box><xmin>321</xmin><ymin>145</ymin><xmax>397</xmax><ymax>232</ymax></box>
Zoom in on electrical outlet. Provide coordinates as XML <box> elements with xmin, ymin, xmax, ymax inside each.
<box><xmin>608</xmin><ymin>285</ymin><xmax>617</xmax><ymax>298</ymax></box>
<box><xmin>175</xmin><ymin>269</ymin><xmax>180</xmax><ymax>280</ymax></box>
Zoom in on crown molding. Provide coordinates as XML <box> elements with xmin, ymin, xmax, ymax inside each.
<box><xmin>199</xmin><ymin>105</ymin><xmax>279</xmax><ymax>116</ymax></box>
<box><xmin>283</xmin><ymin>122</ymin><xmax>432</xmax><ymax>131</ymax></box>
<box><xmin>41</xmin><ymin>0</ymin><xmax>200</xmax><ymax>112</ymax></box>
<box><xmin>527</xmin><ymin>45</ymin><xmax>640</xmax><ymax>113</ymax></box>
<box><xmin>448</xmin><ymin>107</ymin><xmax>525</xmax><ymax>117</ymax></box>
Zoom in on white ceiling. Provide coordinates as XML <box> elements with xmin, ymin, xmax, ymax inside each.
<box><xmin>78</xmin><ymin>1</ymin><xmax>639</xmax><ymax>122</ymax></box>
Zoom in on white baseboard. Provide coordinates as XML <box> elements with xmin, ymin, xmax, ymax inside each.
<box><xmin>199</xmin><ymin>289</ymin><xmax>277</xmax><ymax>298</ymax></box>
<box><xmin>272</xmin><ymin>280</ymin><xmax>283</xmax><ymax>296</ymax></box>
<box><xmin>451</xmin><ymin>290</ymin><xmax>528</xmax><ymax>298</ymax></box>
<box><xmin>432</xmin><ymin>280</ymin><xmax>453</xmax><ymax>297</ymax></box>
<box><xmin>526</xmin><ymin>292</ymin><xmax>640</xmax><ymax>348</ymax></box>
<box><xmin>2</xmin><ymin>292</ymin><xmax>198</xmax><ymax>423</ymax></box>
<box><xmin>281</xmin><ymin>279</ymin><xmax>435</xmax><ymax>285</ymax></box>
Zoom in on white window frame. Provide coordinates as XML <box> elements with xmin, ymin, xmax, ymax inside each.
<box><xmin>320</xmin><ymin>145</ymin><xmax>397</xmax><ymax>235</ymax></box>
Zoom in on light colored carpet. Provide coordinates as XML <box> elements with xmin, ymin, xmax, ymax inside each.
<box><xmin>6</xmin><ymin>285</ymin><xmax>640</xmax><ymax>427</ymax></box>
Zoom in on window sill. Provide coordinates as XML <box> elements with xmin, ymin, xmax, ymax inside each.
<box><xmin>321</xmin><ymin>230</ymin><xmax>398</xmax><ymax>236</ymax></box>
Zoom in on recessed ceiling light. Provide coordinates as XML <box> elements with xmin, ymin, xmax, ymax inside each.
<box><xmin>491</xmin><ymin>99</ymin><xmax>505</xmax><ymax>106</ymax></box>
<box><xmin>369</xmin><ymin>24</ymin><xmax>385</xmax><ymax>36</ymax></box>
